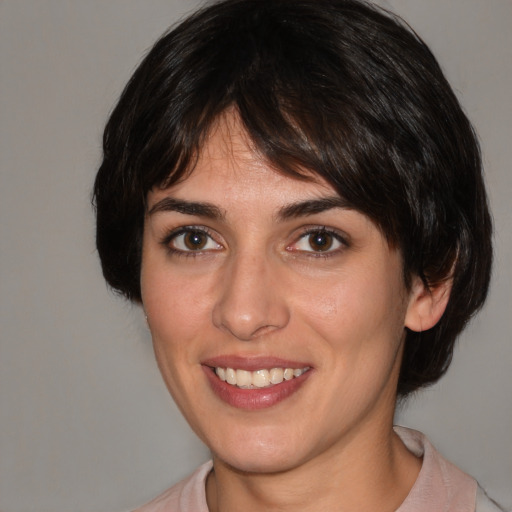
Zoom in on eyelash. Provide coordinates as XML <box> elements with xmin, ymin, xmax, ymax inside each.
<box><xmin>160</xmin><ymin>226</ymin><xmax>222</xmax><ymax>258</ymax></box>
<box><xmin>159</xmin><ymin>225</ymin><xmax>349</xmax><ymax>258</ymax></box>
<box><xmin>288</xmin><ymin>226</ymin><xmax>349</xmax><ymax>258</ymax></box>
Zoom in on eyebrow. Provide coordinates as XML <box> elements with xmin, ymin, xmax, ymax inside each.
<box><xmin>277</xmin><ymin>196</ymin><xmax>352</xmax><ymax>220</ymax></box>
<box><xmin>148</xmin><ymin>197</ymin><xmax>225</xmax><ymax>220</ymax></box>
<box><xmin>148</xmin><ymin>195</ymin><xmax>351</xmax><ymax>221</ymax></box>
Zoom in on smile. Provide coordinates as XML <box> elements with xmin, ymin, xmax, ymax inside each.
<box><xmin>215</xmin><ymin>367</ymin><xmax>310</xmax><ymax>388</ymax></box>
<box><xmin>203</xmin><ymin>361</ymin><xmax>313</xmax><ymax>409</ymax></box>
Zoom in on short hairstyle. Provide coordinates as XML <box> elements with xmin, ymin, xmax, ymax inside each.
<box><xmin>93</xmin><ymin>0</ymin><xmax>492</xmax><ymax>396</ymax></box>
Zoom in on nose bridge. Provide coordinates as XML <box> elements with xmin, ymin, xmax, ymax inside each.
<box><xmin>212</xmin><ymin>246</ymin><xmax>289</xmax><ymax>340</ymax></box>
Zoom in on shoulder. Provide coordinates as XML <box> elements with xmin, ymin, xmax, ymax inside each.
<box><xmin>132</xmin><ymin>461</ymin><xmax>212</xmax><ymax>512</ymax></box>
<box><xmin>395</xmin><ymin>426</ymin><xmax>476</xmax><ymax>511</ymax></box>
<box><xmin>395</xmin><ymin>426</ymin><xmax>507</xmax><ymax>512</ymax></box>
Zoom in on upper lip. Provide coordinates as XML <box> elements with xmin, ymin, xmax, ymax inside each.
<box><xmin>202</xmin><ymin>355</ymin><xmax>312</xmax><ymax>372</ymax></box>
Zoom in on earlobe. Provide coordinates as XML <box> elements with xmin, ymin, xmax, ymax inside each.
<box><xmin>405</xmin><ymin>276</ymin><xmax>452</xmax><ymax>332</ymax></box>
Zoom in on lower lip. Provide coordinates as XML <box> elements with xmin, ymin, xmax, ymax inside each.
<box><xmin>202</xmin><ymin>366</ymin><xmax>312</xmax><ymax>410</ymax></box>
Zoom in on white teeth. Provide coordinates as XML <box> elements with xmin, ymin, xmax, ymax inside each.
<box><xmin>236</xmin><ymin>369</ymin><xmax>252</xmax><ymax>388</ymax></box>
<box><xmin>225</xmin><ymin>368</ymin><xmax>237</xmax><ymax>385</ymax></box>
<box><xmin>214</xmin><ymin>366</ymin><xmax>309</xmax><ymax>388</ymax></box>
<box><xmin>252</xmin><ymin>369</ymin><xmax>270</xmax><ymax>388</ymax></box>
<box><xmin>283</xmin><ymin>368</ymin><xmax>294</xmax><ymax>380</ymax></box>
<box><xmin>216</xmin><ymin>367</ymin><xmax>226</xmax><ymax>381</ymax></box>
<box><xmin>269</xmin><ymin>367</ymin><xmax>284</xmax><ymax>384</ymax></box>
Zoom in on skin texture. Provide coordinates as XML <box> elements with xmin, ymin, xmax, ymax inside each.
<box><xmin>140</xmin><ymin>112</ymin><xmax>450</xmax><ymax>511</ymax></box>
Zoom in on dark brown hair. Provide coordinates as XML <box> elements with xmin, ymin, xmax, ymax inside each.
<box><xmin>93</xmin><ymin>0</ymin><xmax>492</xmax><ymax>396</ymax></box>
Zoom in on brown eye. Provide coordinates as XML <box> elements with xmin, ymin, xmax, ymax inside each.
<box><xmin>184</xmin><ymin>231</ymin><xmax>208</xmax><ymax>250</ymax></box>
<box><xmin>168</xmin><ymin>228</ymin><xmax>222</xmax><ymax>253</ymax></box>
<box><xmin>308</xmin><ymin>231</ymin><xmax>333</xmax><ymax>252</ymax></box>
<box><xmin>288</xmin><ymin>228</ymin><xmax>345</xmax><ymax>255</ymax></box>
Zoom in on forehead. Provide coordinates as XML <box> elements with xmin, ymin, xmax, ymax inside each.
<box><xmin>150</xmin><ymin>111</ymin><xmax>337</xmax><ymax>206</ymax></box>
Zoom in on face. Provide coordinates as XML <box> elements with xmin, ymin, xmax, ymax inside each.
<box><xmin>141</xmin><ymin>113</ymin><xmax>418</xmax><ymax>474</ymax></box>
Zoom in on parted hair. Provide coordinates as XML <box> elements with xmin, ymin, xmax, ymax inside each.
<box><xmin>93</xmin><ymin>0</ymin><xmax>492</xmax><ymax>396</ymax></box>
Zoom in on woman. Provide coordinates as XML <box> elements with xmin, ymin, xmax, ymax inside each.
<box><xmin>94</xmin><ymin>0</ymin><xmax>503</xmax><ymax>510</ymax></box>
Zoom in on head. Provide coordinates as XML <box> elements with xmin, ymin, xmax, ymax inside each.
<box><xmin>94</xmin><ymin>0</ymin><xmax>492</xmax><ymax>399</ymax></box>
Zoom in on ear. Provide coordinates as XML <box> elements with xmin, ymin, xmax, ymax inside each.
<box><xmin>405</xmin><ymin>276</ymin><xmax>452</xmax><ymax>332</ymax></box>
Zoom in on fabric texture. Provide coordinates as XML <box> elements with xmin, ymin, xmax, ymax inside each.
<box><xmin>134</xmin><ymin>426</ymin><xmax>504</xmax><ymax>511</ymax></box>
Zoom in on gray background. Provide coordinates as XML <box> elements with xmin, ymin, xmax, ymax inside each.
<box><xmin>1</xmin><ymin>1</ymin><xmax>510</xmax><ymax>511</ymax></box>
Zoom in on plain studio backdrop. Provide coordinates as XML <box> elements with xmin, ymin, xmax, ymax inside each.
<box><xmin>1</xmin><ymin>1</ymin><xmax>511</xmax><ymax>511</ymax></box>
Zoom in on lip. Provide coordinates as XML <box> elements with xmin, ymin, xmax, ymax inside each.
<box><xmin>201</xmin><ymin>356</ymin><xmax>313</xmax><ymax>410</ymax></box>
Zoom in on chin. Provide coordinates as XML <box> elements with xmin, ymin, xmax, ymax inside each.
<box><xmin>209</xmin><ymin>426</ymin><xmax>309</xmax><ymax>475</ymax></box>
<box><xmin>216</xmin><ymin>449</ymin><xmax>304</xmax><ymax>475</ymax></box>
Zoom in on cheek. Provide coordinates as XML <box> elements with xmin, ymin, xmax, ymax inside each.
<box><xmin>290</xmin><ymin>264</ymin><xmax>408</xmax><ymax>399</ymax></box>
<box><xmin>140</xmin><ymin>256</ymin><xmax>203</xmax><ymax>364</ymax></box>
<box><xmin>141</xmin><ymin>269</ymin><xmax>213</xmax><ymax>408</ymax></box>
<box><xmin>296</xmin><ymin>270</ymin><xmax>407</xmax><ymax>414</ymax></box>
<box><xmin>144</xmin><ymin>273</ymin><xmax>211</xmax><ymax>347</ymax></box>
<box><xmin>293</xmin><ymin>267</ymin><xmax>404</xmax><ymax>338</ymax></box>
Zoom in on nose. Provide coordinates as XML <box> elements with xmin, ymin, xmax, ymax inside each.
<box><xmin>212</xmin><ymin>251</ymin><xmax>290</xmax><ymax>341</ymax></box>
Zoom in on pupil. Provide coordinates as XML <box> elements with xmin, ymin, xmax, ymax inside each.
<box><xmin>309</xmin><ymin>232</ymin><xmax>332</xmax><ymax>251</ymax></box>
<box><xmin>185</xmin><ymin>231</ymin><xmax>206</xmax><ymax>250</ymax></box>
